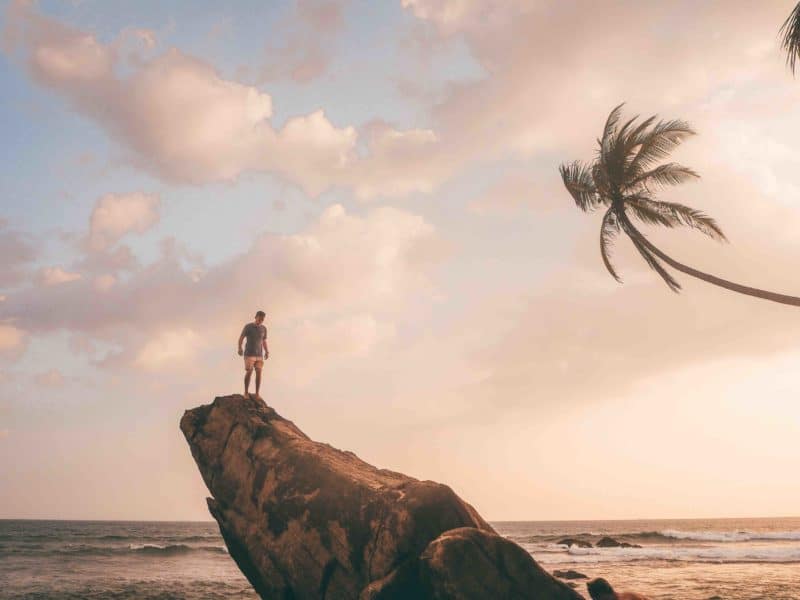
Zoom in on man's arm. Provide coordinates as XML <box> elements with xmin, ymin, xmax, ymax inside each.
<box><xmin>262</xmin><ymin>337</ymin><xmax>269</xmax><ymax>359</ymax></box>
<box><xmin>238</xmin><ymin>332</ymin><xmax>246</xmax><ymax>355</ymax></box>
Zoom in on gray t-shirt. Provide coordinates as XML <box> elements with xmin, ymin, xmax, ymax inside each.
<box><xmin>241</xmin><ymin>322</ymin><xmax>267</xmax><ymax>357</ymax></box>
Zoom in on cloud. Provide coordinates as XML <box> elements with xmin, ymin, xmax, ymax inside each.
<box><xmin>135</xmin><ymin>329</ymin><xmax>204</xmax><ymax>370</ymax></box>
<box><xmin>450</xmin><ymin>159</ymin><xmax>800</xmax><ymax>412</ymax></box>
<box><xmin>93</xmin><ymin>274</ymin><xmax>116</xmax><ymax>292</ymax></box>
<box><xmin>88</xmin><ymin>192</ymin><xmax>160</xmax><ymax>250</ymax></box>
<box><xmin>34</xmin><ymin>368</ymin><xmax>65</xmax><ymax>387</ymax></box>
<box><xmin>0</xmin><ymin>323</ymin><xmax>26</xmax><ymax>359</ymax></box>
<box><xmin>0</xmin><ymin>221</ymin><xmax>37</xmax><ymax>287</ymax></box>
<box><xmin>272</xmin><ymin>314</ymin><xmax>396</xmax><ymax>384</ymax></box>
<box><xmin>0</xmin><ymin>203</ymin><xmax>440</xmax><ymax>369</ymax></box>
<box><xmin>0</xmin><ymin>429</ymin><xmax>8</xmax><ymax>439</ymax></box>
<box><xmin>394</xmin><ymin>0</ymin><xmax>799</xmax><ymax>195</ymax></box>
<box><xmin>4</xmin><ymin>2</ymin><xmax>439</xmax><ymax>198</ymax></box>
<box><xmin>38</xmin><ymin>266</ymin><xmax>82</xmax><ymax>286</ymax></box>
<box><xmin>256</xmin><ymin>0</ymin><xmax>347</xmax><ymax>84</ymax></box>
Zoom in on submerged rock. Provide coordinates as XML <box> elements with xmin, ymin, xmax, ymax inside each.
<box><xmin>557</xmin><ymin>537</ymin><xmax>593</xmax><ymax>548</ymax></box>
<box><xmin>181</xmin><ymin>394</ymin><xmax>581</xmax><ymax>599</ymax></box>
<box><xmin>587</xmin><ymin>577</ymin><xmax>652</xmax><ymax>600</ymax></box>
<box><xmin>596</xmin><ymin>536</ymin><xmax>642</xmax><ymax>549</ymax></box>
<box><xmin>553</xmin><ymin>569</ymin><xmax>589</xmax><ymax>580</ymax></box>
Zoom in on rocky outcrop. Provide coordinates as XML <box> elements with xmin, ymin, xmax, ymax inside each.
<box><xmin>181</xmin><ymin>394</ymin><xmax>581</xmax><ymax>599</ymax></box>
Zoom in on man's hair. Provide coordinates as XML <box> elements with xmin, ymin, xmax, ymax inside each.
<box><xmin>255</xmin><ymin>310</ymin><xmax>266</xmax><ymax>318</ymax></box>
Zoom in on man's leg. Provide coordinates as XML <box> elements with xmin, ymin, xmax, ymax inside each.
<box><xmin>254</xmin><ymin>363</ymin><xmax>263</xmax><ymax>399</ymax></box>
<box><xmin>244</xmin><ymin>360</ymin><xmax>253</xmax><ymax>398</ymax></box>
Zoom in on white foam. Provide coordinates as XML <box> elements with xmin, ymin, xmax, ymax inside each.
<box><xmin>528</xmin><ymin>543</ymin><xmax>800</xmax><ymax>565</ymax></box>
<box><xmin>660</xmin><ymin>529</ymin><xmax>800</xmax><ymax>543</ymax></box>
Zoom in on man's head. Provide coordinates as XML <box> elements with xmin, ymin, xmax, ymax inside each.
<box><xmin>255</xmin><ymin>310</ymin><xmax>266</xmax><ymax>324</ymax></box>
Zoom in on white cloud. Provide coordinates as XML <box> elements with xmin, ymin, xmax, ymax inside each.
<box><xmin>0</xmin><ymin>222</ymin><xmax>36</xmax><ymax>286</ymax></box>
<box><xmin>0</xmin><ymin>323</ymin><xmax>25</xmax><ymax>356</ymax></box>
<box><xmin>294</xmin><ymin>314</ymin><xmax>394</xmax><ymax>358</ymax></box>
<box><xmin>0</xmin><ymin>203</ymin><xmax>439</xmax><ymax>370</ymax></box>
<box><xmin>39</xmin><ymin>266</ymin><xmax>82</xmax><ymax>286</ymax></box>
<box><xmin>94</xmin><ymin>274</ymin><xmax>116</xmax><ymax>292</ymax></box>
<box><xmin>34</xmin><ymin>368</ymin><xmax>65</xmax><ymax>387</ymax></box>
<box><xmin>5</xmin><ymin>3</ymin><xmax>438</xmax><ymax>198</ymax></box>
<box><xmin>135</xmin><ymin>329</ymin><xmax>204</xmax><ymax>370</ymax></box>
<box><xmin>88</xmin><ymin>193</ymin><xmax>160</xmax><ymax>250</ymax></box>
<box><xmin>256</xmin><ymin>0</ymin><xmax>346</xmax><ymax>84</ymax></box>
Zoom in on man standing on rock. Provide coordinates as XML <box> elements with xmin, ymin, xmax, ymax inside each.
<box><xmin>238</xmin><ymin>311</ymin><xmax>269</xmax><ymax>400</ymax></box>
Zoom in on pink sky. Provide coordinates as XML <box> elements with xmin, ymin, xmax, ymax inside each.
<box><xmin>1</xmin><ymin>0</ymin><xmax>800</xmax><ymax>521</ymax></box>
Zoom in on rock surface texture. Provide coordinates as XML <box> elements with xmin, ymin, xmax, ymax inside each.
<box><xmin>181</xmin><ymin>395</ymin><xmax>582</xmax><ymax>599</ymax></box>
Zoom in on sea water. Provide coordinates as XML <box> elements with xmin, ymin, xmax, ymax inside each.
<box><xmin>2</xmin><ymin>517</ymin><xmax>799</xmax><ymax>599</ymax></box>
<box><xmin>495</xmin><ymin>517</ymin><xmax>800</xmax><ymax>599</ymax></box>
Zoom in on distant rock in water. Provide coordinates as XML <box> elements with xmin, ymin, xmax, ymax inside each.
<box><xmin>596</xmin><ymin>536</ymin><xmax>642</xmax><ymax>549</ymax></box>
<box><xmin>553</xmin><ymin>569</ymin><xmax>589</xmax><ymax>580</ymax></box>
<box><xmin>587</xmin><ymin>577</ymin><xmax>652</xmax><ymax>600</ymax></box>
<box><xmin>181</xmin><ymin>394</ymin><xmax>582</xmax><ymax>599</ymax></box>
<box><xmin>557</xmin><ymin>537</ymin><xmax>593</xmax><ymax>548</ymax></box>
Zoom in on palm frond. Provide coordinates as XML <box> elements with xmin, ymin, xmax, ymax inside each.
<box><xmin>627</xmin><ymin>162</ymin><xmax>699</xmax><ymax>191</ymax></box>
<box><xmin>626</xmin><ymin>196</ymin><xmax>727</xmax><ymax>241</ymax></box>
<box><xmin>780</xmin><ymin>2</ymin><xmax>800</xmax><ymax>75</ymax></box>
<box><xmin>626</xmin><ymin>119</ymin><xmax>696</xmax><ymax>177</ymax></box>
<box><xmin>600</xmin><ymin>208</ymin><xmax>622</xmax><ymax>282</ymax></box>
<box><xmin>620</xmin><ymin>115</ymin><xmax>656</xmax><ymax>161</ymax></box>
<box><xmin>599</xmin><ymin>103</ymin><xmax>625</xmax><ymax>157</ymax></box>
<box><xmin>604</xmin><ymin>115</ymin><xmax>640</xmax><ymax>175</ymax></box>
<box><xmin>625</xmin><ymin>195</ymin><xmax>677</xmax><ymax>228</ymax></box>
<box><xmin>559</xmin><ymin>160</ymin><xmax>599</xmax><ymax>211</ymax></box>
<box><xmin>591</xmin><ymin>161</ymin><xmax>611</xmax><ymax>199</ymax></box>
<box><xmin>629</xmin><ymin>233</ymin><xmax>682</xmax><ymax>292</ymax></box>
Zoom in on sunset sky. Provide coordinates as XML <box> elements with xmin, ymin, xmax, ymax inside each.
<box><xmin>2</xmin><ymin>0</ymin><xmax>800</xmax><ymax>522</ymax></box>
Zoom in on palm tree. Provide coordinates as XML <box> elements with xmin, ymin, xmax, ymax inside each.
<box><xmin>560</xmin><ymin>104</ymin><xmax>800</xmax><ymax>306</ymax></box>
<box><xmin>780</xmin><ymin>2</ymin><xmax>800</xmax><ymax>74</ymax></box>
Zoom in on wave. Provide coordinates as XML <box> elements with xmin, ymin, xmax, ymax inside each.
<box><xmin>0</xmin><ymin>543</ymin><xmax>229</xmax><ymax>557</ymax></box>
<box><xmin>519</xmin><ymin>542</ymin><xmax>800</xmax><ymax>565</ymax></box>
<box><xmin>508</xmin><ymin>529</ymin><xmax>800</xmax><ymax>545</ymax></box>
<box><xmin>128</xmin><ymin>543</ymin><xmax>228</xmax><ymax>556</ymax></box>
<box><xmin>656</xmin><ymin>529</ymin><xmax>800</xmax><ymax>543</ymax></box>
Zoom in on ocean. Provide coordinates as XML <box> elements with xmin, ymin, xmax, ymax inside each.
<box><xmin>1</xmin><ymin>517</ymin><xmax>798</xmax><ymax>599</ymax></box>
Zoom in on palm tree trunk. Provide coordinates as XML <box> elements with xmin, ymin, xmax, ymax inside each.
<box><xmin>618</xmin><ymin>211</ymin><xmax>800</xmax><ymax>307</ymax></box>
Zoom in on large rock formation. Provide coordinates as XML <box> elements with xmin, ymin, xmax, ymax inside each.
<box><xmin>181</xmin><ymin>394</ymin><xmax>582</xmax><ymax>599</ymax></box>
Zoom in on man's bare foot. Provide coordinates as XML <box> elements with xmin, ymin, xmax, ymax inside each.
<box><xmin>244</xmin><ymin>392</ymin><xmax>250</xmax><ymax>399</ymax></box>
<box><xmin>254</xmin><ymin>393</ymin><xmax>263</xmax><ymax>401</ymax></box>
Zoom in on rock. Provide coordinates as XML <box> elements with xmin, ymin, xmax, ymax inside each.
<box><xmin>417</xmin><ymin>528</ymin><xmax>580</xmax><ymax>600</ymax></box>
<box><xmin>587</xmin><ymin>577</ymin><xmax>652</xmax><ymax>600</ymax></box>
<box><xmin>596</xmin><ymin>536</ymin><xmax>642</xmax><ymax>549</ymax></box>
<box><xmin>181</xmin><ymin>395</ymin><xmax>582</xmax><ymax>600</ymax></box>
<box><xmin>553</xmin><ymin>569</ymin><xmax>588</xmax><ymax>580</ymax></box>
<box><xmin>557</xmin><ymin>537</ymin><xmax>593</xmax><ymax>548</ymax></box>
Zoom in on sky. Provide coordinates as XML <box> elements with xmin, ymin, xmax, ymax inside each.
<box><xmin>2</xmin><ymin>0</ymin><xmax>800</xmax><ymax>522</ymax></box>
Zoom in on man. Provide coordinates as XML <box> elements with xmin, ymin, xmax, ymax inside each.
<box><xmin>238</xmin><ymin>310</ymin><xmax>269</xmax><ymax>400</ymax></box>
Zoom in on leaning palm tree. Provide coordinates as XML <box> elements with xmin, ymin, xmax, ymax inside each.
<box><xmin>560</xmin><ymin>104</ymin><xmax>800</xmax><ymax>306</ymax></box>
<box><xmin>780</xmin><ymin>2</ymin><xmax>800</xmax><ymax>74</ymax></box>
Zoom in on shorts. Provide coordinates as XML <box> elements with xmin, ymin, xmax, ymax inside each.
<box><xmin>244</xmin><ymin>356</ymin><xmax>264</xmax><ymax>371</ymax></box>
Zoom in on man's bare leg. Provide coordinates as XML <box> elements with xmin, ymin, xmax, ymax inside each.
<box><xmin>254</xmin><ymin>367</ymin><xmax>262</xmax><ymax>400</ymax></box>
<box><xmin>244</xmin><ymin>369</ymin><xmax>253</xmax><ymax>398</ymax></box>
